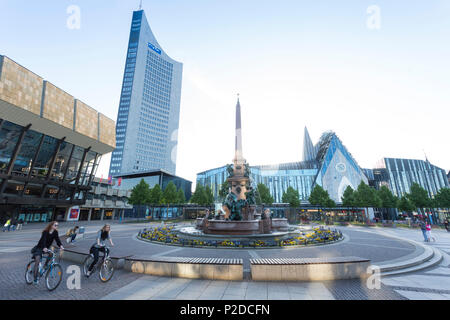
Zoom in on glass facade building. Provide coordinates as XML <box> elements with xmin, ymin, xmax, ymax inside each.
<box><xmin>197</xmin><ymin>122</ymin><xmax>449</xmax><ymax>207</ymax></box>
<box><xmin>109</xmin><ymin>10</ymin><xmax>183</xmax><ymax>177</ymax></box>
<box><xmin>197</xmin><ymin>162</ymin><xmax>319</xmax><ymax>203</ymax></box>
<box><xmin>0</xmin><ymin>55</ymin><xmax>116</xmax><ymax>222</ymax></box>
<box><xmin>115</xmin><ymin>169</ymin><xmax>192</xmax><ymax>201</ymax></box>
<box><xmin>197</xmin><ymin>128</ymin><xmax>370</xmax><ymax>204</ymax></box>
<box><xmin>366</xmin><ymin>158</ymin><xmax>449</xmax><ymax>198</ymax></box>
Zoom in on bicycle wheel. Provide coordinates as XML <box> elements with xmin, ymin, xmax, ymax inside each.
<box><xmin>45</xmin><ymin>264</ymin><xmax>63</xmax><ymax>291</ymax></box>
<box><xmin>99</xmin><ymin>259</ymin><xmax>114</xmax><ymax>283</ymax></box>
<box><xmin>25</xmin><ymin>261</ymin><xmax>36</xmax><ymax>284</ymax></box>
<box><xmin>83</xmin><ymin>255</ymin><xmax>95</xmax><ymax>276</ymax></box>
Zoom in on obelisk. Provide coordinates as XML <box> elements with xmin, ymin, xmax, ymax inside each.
<box><xmin>230</xmin><ymin>95</ymin><xmax>248</xmax><ymax>200</ymax></box>
<box><xmin>233</xmin><ymin>95</ymin><xmax>245</xmax><ymax>175</ymax></box>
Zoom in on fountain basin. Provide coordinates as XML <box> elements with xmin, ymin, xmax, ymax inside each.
<box><xmin>271</xmin><ymin>218</ymin><xmax>289</xmax><ymax>232</ymax></box>
<box><xmin>178</xmin><ymin>226</ymin><xmax>298</xmax><ymax>242</ymax></box>
<box><xmin>204</xmin><ymin>219</ymin><xmax>260</xmax><ymax>235</ymax></box>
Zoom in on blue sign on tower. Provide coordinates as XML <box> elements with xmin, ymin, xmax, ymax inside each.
<box><xmin>148</xmin><ymin>42</ymin><xmax>161</xmax><ymax>55</ymax></box>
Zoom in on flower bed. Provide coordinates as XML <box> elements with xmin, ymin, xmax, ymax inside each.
<box><xmin>138</xmin><ymin>226</ymin><xmax>343</xmax><ymax>248</ymax></box>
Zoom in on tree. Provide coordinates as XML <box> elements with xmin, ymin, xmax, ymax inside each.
<box><xmin>161</xmin><ymin>181</ymin><xmax>178</xmax><ymax>205</ymax></box>
<box><xmin>218</xmin><ymin>182</ymin><xmax>230</xmax><ymax>202</ymax></box>
<box><xmin>282</xmin><ymin>187</ymin><xmax>300</xmax><ymax>207</ymax></box>
<box><xmin>354</xmin><ymin>182</ymin><xmax>381</xmax><ymax>222</ymax></box>
<box><xmin>325</xmin><ymin>198</ymin><xmax>336</xmax><ymax>208</ymax></box>
<box><xmin>205</xmin><ymin>186</ymin><xmax>215</xmax><ymax>206</ymax></box>
<box><xmin>257</xmin><ymin>183</ymin><xmax>274</xmax><ymax>205</ymax></box>
<box><xmin>176</xmin><ymin>188</ymin><xmax>186</xmax><ymax>204</ymax></box>
<box><xmin>341</xmin><ymin>186</ymin><xmax>356</xmax><ymax>208</ymax></box>
<box><xmin>377</xmin><ymin>186</ymin><xmax>398</xmax><ymax>220</ymax></box>
<box><xmin>191</xmin><ymin>184</ymin><xmax>207</xmax><ymax>205</ymax></box>
<box><xmin>435</xmin><ymin>188</ymin><xmax>450</xmax><ymax>210</ymax></box>
<box><xmin>341</xmin><ymin>185</ymin><xmax>356</xmax><ymax>221</ymax></box>
<box><xmin>308</xmin><ymin>185</ymin><xmax>328</xmax><ymax>206</ymax></box>
<box><xmin>308</xmin><ymin>185</ymin><xmax>335</xmax><ymax>221</ymax></box>
<box><xmin>148</xmin><ymin>184</ymin><xmax>162</xmax><ymax>205</ymax></box>
<box><xmin>397</xmin><ymin>196</ymin><xmax>415</xmax><ymax>214</ymax></box>
<box><xmin>309</xmin><ymin>185</ymin><xmax>328</xmax><ymax>220</ymax></box>
<box><xmin>128</xmin><ymin>179</ymin><xmax>151</xmax><ymax>205</ymax></box>
<box><xmin>407</xmin><ymin>183</ymin><xmax>431</xmax><ymax>211</ymax></box>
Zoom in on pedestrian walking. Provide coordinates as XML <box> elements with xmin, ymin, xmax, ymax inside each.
<box><xmin>16</xmin><ymin>218</ymin><xmax>23</xmax><ymax>231</ymax></box>
<box><xmin>419</xmin><ymin>219</ymin><xmax>428</xmax><ymax>242</ymax></box>
<box><xmin>426</xmin><ymin>222</ymin><xmax>435</xmax><ymax>242</ymax></box>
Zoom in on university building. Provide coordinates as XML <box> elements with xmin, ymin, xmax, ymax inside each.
<box><xmin>109</xmin><ymin>9</ymin><xmax>183</xmax><ymax>177</ymax></box>
<box><xmin>197</xmin><ymin>116</ymin><xmax>369</xmax><ymax>204</ymax></box>
<box><xmin>365</xmin><ymin>158</ymin><xmax>449</xmax><ymax>198</ymax></box>
<box><xmin>197</xmin><ymin>111</ymin><xmax>449</xmax><ymax>207</ymax></box>
<box><xmin>0</xmin><ymin>55</ymin><xmax>116</xmax><ymax>223</ymax></box>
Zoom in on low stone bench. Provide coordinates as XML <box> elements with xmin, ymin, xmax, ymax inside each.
<box><xmin>250</xmin><ymin>256</ymin><xmax>371</xmax><ymax>281</ymax></box>
<box><xmin>124</xmin><ymin>257</ymin><xmax>243</xmax><ymax>281</ymax></box>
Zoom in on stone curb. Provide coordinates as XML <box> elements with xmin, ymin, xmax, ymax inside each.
<box><xmin>349</xmin><ymin>227</ymin><xmax>441</xmax><ymax>275</ymax></box>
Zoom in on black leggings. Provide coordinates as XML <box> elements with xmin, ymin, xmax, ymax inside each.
<box><xmin>33</xmin><ymin>251</ymin><xmax>52</xmax><ymax>280</ymax></box>
<box><xmin>88</xmin><ymin>247</ymin><xmax>108</xmax><ymax>271</ymax></box>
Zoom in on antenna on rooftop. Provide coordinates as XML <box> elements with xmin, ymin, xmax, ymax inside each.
<box><xmin>139</xmin><ymin>0</ymin><xmax>143</xmax><ymax>10</ymax></box>
<box><xmin>423</xmin><ymin>149</ymin><xmax>429</xmax><ymax>163</ymax></box>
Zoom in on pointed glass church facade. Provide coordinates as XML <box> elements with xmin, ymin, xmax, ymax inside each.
<box><xmin>197</xmin><ymin>114</ymin><xmax>370</xmax><ymax>203</ymax></box>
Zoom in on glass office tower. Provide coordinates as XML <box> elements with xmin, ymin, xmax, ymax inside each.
<box><xmin>109</xmin><ymin>10</ymin><xmax>183</xmax><ymax>177</ymax></box>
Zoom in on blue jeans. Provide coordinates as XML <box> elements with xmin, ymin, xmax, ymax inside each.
<box><xmin>422</xmin><ymin>229</ymin><xmax>428</xmax><ymax>241</ymax></box>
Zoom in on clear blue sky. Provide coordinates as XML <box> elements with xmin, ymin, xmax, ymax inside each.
<box><xmin>1</xmin><ymin>0</ymin><xmax>449</xmax><ymax>183</ymax></box>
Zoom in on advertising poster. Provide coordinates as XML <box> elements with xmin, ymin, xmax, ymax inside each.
<box><xmin>67</xmin><ymin>206</ymin><xmax>80</xmax><ymax>221</ymax></box>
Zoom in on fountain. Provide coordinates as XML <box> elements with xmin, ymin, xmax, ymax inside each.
<box><xmin>137</xmin><ymin>96</ymin><xmax>343</xmax><ymax>248</ymax></box>
<box><xmin>189</xmin><ymin>96</ymin><xmax>290</xmax><ymax>239</ymax></box>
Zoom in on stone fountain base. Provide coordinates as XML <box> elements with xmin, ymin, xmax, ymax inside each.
<box><xmin>177</xmin><ymin>225</ymin><xmax>299</xmax><ymax>243</ymax></box>
<box><xmin>196</xmin><ymin>217</ymin><xmax>290</xmax><ymax>236</ymax></box>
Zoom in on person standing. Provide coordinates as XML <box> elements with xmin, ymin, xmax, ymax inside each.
<box><xmin>16</xmin><ymin>218</ymin><xmax>23</xmax><ymax>231</ymax></box>
<box><xmin>426</xmin><ymin>221</ymin><xmax>435</xmax><ymax>242</ymax></box>
<box><xmin>419</xmin><ymin>219</ymin><xmax>428</xmax><ymax>242</ymax></box>
<box><xmin>444</xmin><ymin>219</ymin><xmax>449</xmax><ymax>232</ymax></box>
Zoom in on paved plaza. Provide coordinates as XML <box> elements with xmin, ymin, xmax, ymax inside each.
<box><xmin>0</xmin><ymin>222</ymin><xmax>449</xmax><ymax>300</ymax></box>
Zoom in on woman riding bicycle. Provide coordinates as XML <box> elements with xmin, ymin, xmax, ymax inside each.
<box><xmin>31</xmin><ymin>221</ymin><xmax>64</xmax><ymax>284</ymax></box>
<box><xmin>86</xmin><ymin>224</ymin><xmax>114</xmax><ymax>277</ymax></box>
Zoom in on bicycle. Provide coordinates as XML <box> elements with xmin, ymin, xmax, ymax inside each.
<box><xmin>25</xmin><ymin>248</ymin><xmax>63</xmax><ymax>291</ymax></box>
<box><xmin>82</xmin><ymin>246</ymin><xmax>115</xmax><ymax>282</ymax></box>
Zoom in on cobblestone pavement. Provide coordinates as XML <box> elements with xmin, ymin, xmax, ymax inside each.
<box><xmin>0</xmin><ymin>222</ymin><xmax>448</xmax><ymax>300</ymax></box>
<box><xmin>46</xmin><ymin>223</ymin><xmax>419</xmax><ymax>270</ymax></box>
<box><xmin>0</xmin><ymin>250</ymin><xmax>141</xmax><ymax>300</ymax></box>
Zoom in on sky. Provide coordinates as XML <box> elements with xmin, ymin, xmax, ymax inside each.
<box><xmin>1</xmin><ymin>0</ymin><xmax>449</xmax><ymax>187</ymax></box>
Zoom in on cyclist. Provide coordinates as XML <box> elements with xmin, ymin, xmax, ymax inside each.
<box><xmin>31</xmin><ymin>221</ymin><xmax>64</xmax><ymax>284</ymax></box>
<box><xmin>86</xmin><ymin>224</ymin><xmax>114</xmax><ymax>277</ymax></box>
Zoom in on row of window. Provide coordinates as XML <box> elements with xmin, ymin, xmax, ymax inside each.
<box><xmin>0</xmin><ymin>119</ymin><xmax>100</xmax><ymax>192</ymax></box>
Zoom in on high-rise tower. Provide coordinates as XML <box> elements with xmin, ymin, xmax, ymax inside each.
<box><xmin>109</xmin><ymin>9</ymin><xmax>183</xmax><ymax>177</ymax></box>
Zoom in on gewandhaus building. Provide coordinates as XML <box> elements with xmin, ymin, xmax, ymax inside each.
<box><xmin>0</xmin><ymin>55</ymin><xmax>115</xmax><ymax>223</ymax></box>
